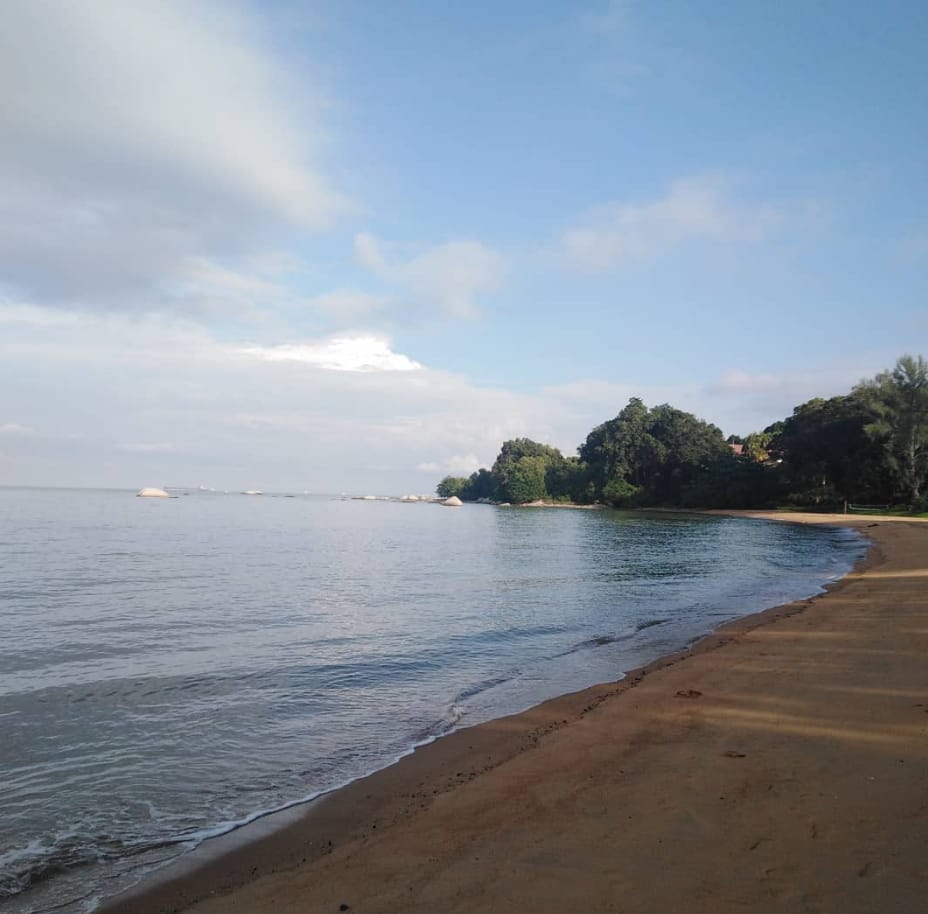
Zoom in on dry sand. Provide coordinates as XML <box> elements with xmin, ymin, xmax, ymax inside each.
<box><xmin>104</xmin><ymin>513</ymin><xmax>928</xmax><ymax>914</ymax></box>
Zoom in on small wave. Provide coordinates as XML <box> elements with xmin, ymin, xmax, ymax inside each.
<box><xmin>454</xmin><ymin>675</ymin><xmax>512</xmax><ymax>703</ymax></box>
<box><xmin>445</xmin><ymin>623</ymin><xmax>572</xmax><ymax>651</ymax></box>
<box><xmin>411</xmin><ymin>703</ymin><xmax>466</xmax><ymax>744</ymax></box>
<box><xmin>554</xmin><ymin>618</ymin><xmax>671</xmax><ymax>659</ymax></box>
<box><xmin>0</xmin><ymin>831</ymin><xmax>189</xmax><ymax>900</ymax></box>
<box><xmin>559</xmin><ymin>633</ymin><xmax>624</xmax><ymax>656</ymax></box>
<box><xmin>635</xmin><ymin>617</ymin><xmax>670</xmax><ymax>631</ymax></box>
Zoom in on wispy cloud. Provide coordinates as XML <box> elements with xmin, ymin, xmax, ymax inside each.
<box><xmin>118</xmin><ymin>441</ymin><xmax>176</xmax><ymax>453</ymax></box>
<box><xmin>562</xmin><ymin>175</ymin><xmax>783</xmax><ymax>271</ymax></box>
<box><xmin>709</xmin><ymin>370</ymin><xmax>782</xmax><ymax>394</ymax></box>
<box><xmin>307</xmin><ymin>289</ymin><xmax>391</xmax><ymax>319</ymax></box>
<box><xmin>582</xmin><ymin>0</ymin><xmax>635</xmax><ymax>36</ymax></box>
<box><xmin>354</xmin><ymin>232</ymin><xmax>504</xmax><ymax>317</ymax></box>
<box><xmin>897</xmin><ymin>231</ymin><xmax>928</xmax><ymax>261</ymax></box>
<box><xmin>0</xmin><ymin>423</ymin><xmax>36</xmax><ymax>436</ymax></box>
<box><xmin>416</xmin><ymin>454</ymin><xmax>483</xmax><ymax>475</ymax></box>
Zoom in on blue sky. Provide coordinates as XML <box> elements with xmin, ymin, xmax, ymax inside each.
<box><xmin>0</xmin><ymin>0</ymin><xmax>925</xmax><ymax>491</ymax></box>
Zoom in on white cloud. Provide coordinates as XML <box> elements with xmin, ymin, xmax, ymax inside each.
<box><xmin>354</xmin><ymin>232</ymin><xmax>388</xmax><ymax>272</ymax></box>
<box><xmin>0</xmin><ymin>304</ymin><xmax>569</xmax><ymax>490</ymax></box>
<box><xmin>0</xmin><ymin>423</ymin><xmax>35</xmax><ymax>436</ymax></box>
<box><xmin>416</xmin><ymin>454</ymin><xmax>483</xmax><ymax>476</ymax></box>
<box><xmin>544</xmin><ymin>357</ymin><xmax>894</xmax><ymax>439</ymax></box>
<box><xmin>308</xmin><ymin>289</ymin><xmax>391</xmax><ymax>318</ymax></box>
<box><xmin>119</xmin><ymin>442</ymin><xmax>176</xmax><ymax>453</ymax></box>
<box><xmin>446</xmin><ymin>454</ymin><xmax>483</xmax><ymax>475</ymax></box>
<box><xmin>562</xmin><ymin>175</ymin><xmax>783</xmax><ymax>271</ymax></box>
<box><xmin>182</xmin><ymin>259</ymin><xmax>283</xmax><ymax>300</ymax></box>
<box><xmin>0</xmin><ymin>1</ymin><xmax>346</xmax><ymax>309</ymax></box>
<box><xmin>0</xmin><ymin>298</ymin><xmax>895</xmax><ymax>491</ymax></box>
<box><xmin>354</xmin><ymin>232</ymin><xmax>504</xmax><ymax>317</ymax></box>
<box><xmin>710</xmin><ymin>369</ymin><xmax>782</xmax><ymax>394</ymax></box>
<box><xmin>169</xmin><ymin>257</ymin><xmax>291</xmax><ymax>319</ymax></box>
<box><xmin>233</xmin><ymin>337</ymin><xmax>423</xmax><ymax>373</ymax></box>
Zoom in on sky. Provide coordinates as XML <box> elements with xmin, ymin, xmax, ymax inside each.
<box><xmin>1</xmin><ymin>0</ymin><xmax>926</xmax><ymax>493</ymax></box>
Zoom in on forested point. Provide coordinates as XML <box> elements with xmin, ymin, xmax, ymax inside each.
<box><xmin>435</xmin><ymin>355</ymin><xmax>928</xmax><ymax>512</ymax></box>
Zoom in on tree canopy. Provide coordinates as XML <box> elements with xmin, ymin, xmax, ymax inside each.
<box><xmin>434</xmin><ymin>355</ymin><xmax>928</xmax><ymax>511</ymax></box>
<box><xmin>578</xmin><ymin>400</ymin><xmax>728</xmax><ymax>505</ymax></box>
<box><xmin>856</xmin><ymin>355</ymin><xmax>928</xmax><ymax>503</ymax></box>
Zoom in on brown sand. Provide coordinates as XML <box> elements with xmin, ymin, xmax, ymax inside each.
<box><xmin>104</xmin><ymin>513</ymin><xmax>928</xmax><ymax>914</ymax></box>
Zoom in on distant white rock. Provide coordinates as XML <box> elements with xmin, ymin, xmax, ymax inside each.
<box><xmin>400</xmin><ymin>494</ymin><xmax>420</xmax><ymax>502</ymax></box>
<box><xmin>442</xmin><ymin>496</ymin><xmax>463</xmax><ymax>507</ymax></box>
<box><xmin>243</xmin><ymin>490</ymin><xmax>264</xmax><ymax>496</ymax></box>
<box><xmin>137</xmin><ymin>487</ymin><xmax>170</xmax><ymax>498</ymax></box>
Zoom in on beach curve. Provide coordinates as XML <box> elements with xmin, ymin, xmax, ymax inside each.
<box><xmin>101</xmin><ymin>513</ymin><xmax>928</xmax><ymax>914</ymax></box>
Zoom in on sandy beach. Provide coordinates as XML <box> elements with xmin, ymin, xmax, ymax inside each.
<box><xmin>104</xmin><ymin>513</ymin><xmax>928</xmax><ymax>914</ymax></box>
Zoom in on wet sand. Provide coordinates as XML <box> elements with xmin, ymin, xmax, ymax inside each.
<box><xmin>104</xmin><ymin>513</ymin><xmax>928</xmax><ymax>914</ymax></box>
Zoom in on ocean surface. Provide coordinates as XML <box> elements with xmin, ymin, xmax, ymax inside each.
<box><xmin>0</xmin><ymin>488</ymin><xmax>866</xmax><ymax>913</ymax></box>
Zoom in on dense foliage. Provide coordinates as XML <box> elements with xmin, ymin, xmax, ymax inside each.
<box><xmin>436</xmin><ymin>356</ymin><xmax>928</xmax><ymax>510</ymax></box>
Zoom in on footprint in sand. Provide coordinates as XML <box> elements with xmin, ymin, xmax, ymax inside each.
<box><xmin>675</xmin><ymin>689</ymin><xmax>703</xmax><ymax>698</ymax></box>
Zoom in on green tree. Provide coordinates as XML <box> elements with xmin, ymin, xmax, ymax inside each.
<box><xmin>491</xmin><ymin>438</ymin><xmax>564</xmax><ymax>502</ymax></box>
<box><xmin>579</xmin><ymin>398</ymin><xmax>658</xmax><ymax>492</ymax></box>
<box><xmin>545</xmin><ymin>455</ymin><xmax>586</xmax><ymax>502</ymax></box>
<box><xmin>579</xmin><ymin>398</ymin><xmax>727</xmax><ymax>505</ymax></box>
<box><xmin>743</xmin><ymin>430</ymin><xmax>775</xmax><ymax>462</ymax></box>
<box><xmin>436</xmin><ymin>476</ymin><xmax>468</xmax><ymax>498</ymax></box>
<box><xmin>506</xmin><ymin>455</ymin><xmax>548</xmax><ymax>503</ymax></box>
<box><xmin>772</xmin><ymin>396</ymin><xmax>878</xmax><ymax>505</ymax></box>
<box><xmin>601</xmin><ymin>476</ymin><xmax>640</xmax><ymax>506</ymax></box>
<box><xmin>857</xmin><ymin>354</ymin><xmax>928</xmax><ymax>504</ymax></box>
<box><xmin>429</xmin><ymin>354</ymin><xmax>928</xmax><ymax>510</ymax></box>
<box><xmin>645</xmin><ymin>404</ymin><xmax>729</xmax><ymax>503</ymax></box>
<box><xmin>682</xmin><ymin>451</ymin><xmax>784</xmax><ymax>508</ymax></box>
<box><xmin>460</xmin><ymin>468</ymin><xmax>495</xmax><ymax>501</ymax></box>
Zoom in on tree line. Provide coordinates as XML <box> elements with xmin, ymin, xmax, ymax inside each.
<box><xmin>436</xmin><ymin>355</ymin><xmax>928</xmax><ymax>511</ymax></box>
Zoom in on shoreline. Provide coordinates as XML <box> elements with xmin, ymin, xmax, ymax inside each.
<box><xmin>101</xmin><ymin>512</ymin><xmax>928</xmax><ymax>914</ymax></box>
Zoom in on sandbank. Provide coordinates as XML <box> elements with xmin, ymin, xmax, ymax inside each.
<box><xmin>103</xmin><ymin>513</ymin><xmax>928</xmax><ymax>914</ymax></box>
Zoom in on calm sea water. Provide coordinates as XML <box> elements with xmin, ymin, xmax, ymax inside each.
<box><xmin>0</xmin><ymin>488</ymin><xmax>865</xmax><ymax>913</ymax></box>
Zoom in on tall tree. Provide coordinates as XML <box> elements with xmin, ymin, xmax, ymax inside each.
<box><xmin>857</xmin><ymin>355</ymin><xmax>928</xmax><ymax>504</ymax></box>
<box><xmin>460</xmin><ymin>468</ymin><xmax>494</xmax><ymax>501</ymax></box>
<box><xmin>491</xmin><ymin>438</ymin><xmax>563</xmax><ymax>502</ymax></box>
<box><xmin>645</xmin><ymin>404</ymin><xmax>729</xmax><ymax>503</ymax></box>
<box><xmin>506</xmin><ymin>456</ymin><xmax>548</xmax><ymax>503</ymax></box>
<box><xmin>579</xmin><ymin>398</ymin><xmax>658</xmax><ymax>496</ymax></box>
<box><xmin>579</xmin><ymin>399</ymin><xmax>727</xmax><ymax>505</ymax></box>
<box><xmin>772</xmin><ymin>395</ymin><xmax>880</xmax><ymax>504</ymax></box>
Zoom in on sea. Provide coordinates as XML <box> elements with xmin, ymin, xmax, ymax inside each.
<box><xmin>0</xmin><ymin>487</ymin><xmax>866</xmax><ymax>913</ymax></box>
